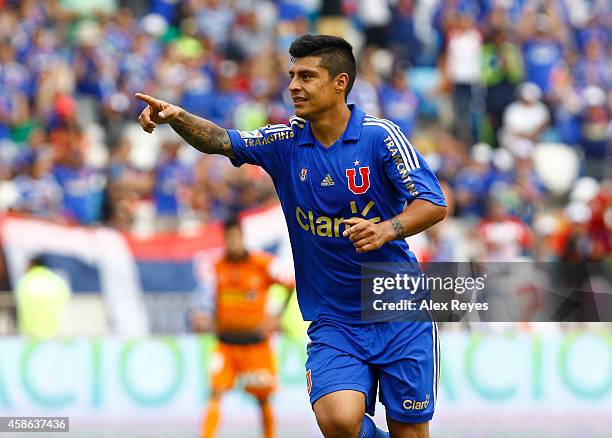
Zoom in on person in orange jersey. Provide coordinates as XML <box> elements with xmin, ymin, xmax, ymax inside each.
<box><xmin>191</xmin><ymin>216</ymin><xmax>294</xmax><ymax>438</ymax></box>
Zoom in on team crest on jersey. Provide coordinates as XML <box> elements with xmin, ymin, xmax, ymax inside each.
<box><xmin>239</xmin><ymin>129</ymin><xmax>263</xmax><ymax>139</ymax></box>
<box><xmin>345</xmin><ymin>166</ymin><xmax>371</xmax><ymax>194</ymax></box>
<box><xmin>299</xmin><ymin>168</ymin><xmax>308</xmax><ymax>182</ymax></box>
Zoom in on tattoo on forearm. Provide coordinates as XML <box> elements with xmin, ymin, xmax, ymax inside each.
<box><xmin>390</xmin><ymin>218</ymin><xmax>404</xmax><ymax>240</ymax></box>
<box><xmin>170</xmin><ymin>111</ymin><xmax>234</xmax><ymax>158</ymax></box>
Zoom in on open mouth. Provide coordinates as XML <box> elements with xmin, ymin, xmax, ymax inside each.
<box><xmin>292</xmin><ymin>97</ymin><xmax>307</xmax><ymax>104</ymax></box>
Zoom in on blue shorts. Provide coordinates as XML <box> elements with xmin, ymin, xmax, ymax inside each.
<box><xmin>305</xmin><ymin>318</ymin><xmax>439</xmax><ymax>424</ymax></box>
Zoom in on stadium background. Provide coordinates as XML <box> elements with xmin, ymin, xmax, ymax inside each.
<box><xmin>0</xmin><ymin>0</ymin><xmax>610</xmax><ymax>436</ymax></box>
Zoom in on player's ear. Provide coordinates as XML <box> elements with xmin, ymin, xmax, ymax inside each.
<box><xmin>334</xmin><ymin>73</ymin><xmax>349</xmax><ymax>95</ymax></box>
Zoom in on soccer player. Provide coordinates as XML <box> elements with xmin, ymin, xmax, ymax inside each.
<box><xmin>137</xmin><ymin>34</ymin><xmax>446</xmax><ymax>438</ymax></box>
<box><xmin>191</xmin><ymin>217</ymin><xmax>293</xmax><ymax>438</ymax></box>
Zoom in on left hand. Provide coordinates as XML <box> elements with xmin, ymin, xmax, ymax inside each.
<box><xmin>343</xmin><ymin>217</ymin><xmax>391</xmax><ymax>253</ymax></box>
<box><xmin>190</xmin><ymin>311</ymin><xmax>214</xmax><ymax>333</ymax></box>
<box><xmin>258</xmin><ymin>315</ymin><xmax>283</xmax><ymax>337</ymax></box>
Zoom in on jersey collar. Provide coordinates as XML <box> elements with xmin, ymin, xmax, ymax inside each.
<box><xmin>298</xmin><ymin>104</ymin><xmax>365</xmax><ymax>147</ymax></box>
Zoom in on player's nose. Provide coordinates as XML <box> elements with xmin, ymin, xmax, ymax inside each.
<box><xmin>289</xmin><ymin>77</ymin><xmax>301</xmax><ymax>92</ymax></box>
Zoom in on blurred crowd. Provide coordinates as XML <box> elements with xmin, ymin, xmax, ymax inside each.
<box><xmin>0</xmin><ymin>0</ymin><xmax>610</xmax><ymax>263</ymax></box>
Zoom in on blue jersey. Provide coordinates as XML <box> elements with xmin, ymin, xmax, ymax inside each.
<box><xmin>523</xmin><ymin>39</ymin><xmax>562</xmax><ymax>94</ymax></box>
<box><xmin>227</xmin><ymin>104</ymin><xmax>446</xmax><ymax>323</ymax></box>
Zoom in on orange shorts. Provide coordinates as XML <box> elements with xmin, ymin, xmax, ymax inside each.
<box><xmin>209</xmin><ymin>340</ymin><xmax>276</xmax><ymax>399</ymax></box>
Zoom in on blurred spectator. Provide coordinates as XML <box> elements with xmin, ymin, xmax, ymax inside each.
<box><xmin>453</xmin><ymin>143</ymin><xmax>496</xmax><ymax>219</ymax></box>
<box><xmin>482</xmin><ymin>28</ymin><xmax>524</xmax><ymax>144</ymax></box>
<box><xmin>511</xmin><ymin>157</ymin><xmax>545</xmax><ymax>225</ymax></box>
<box><xmin>153</xmin><ymin>140</ymin><xmax>192</xmax><ymax>232</ymax></box>
<box><xmin>441</xmin><ymin>10</ymin><xmax>482</xmax><ymax>144</ymax></box>
<box><xmin>573</xmin><ymin>38</ymin><xmax>611</xmax><ymax>90</ymax></box>
<box><xmin>477</xmin><ymin>199</ymin><xmax>532</xmax><ymax>262</ymax></box>
<box><xmin>519</xmin><ymin>6</ymin><xmax>565</xmax><ymax>98</ymax></box>
<box><xmin>104</xmin><ymin>136</ymin><xmax>152</xmax><ymax>229</ymax></box>
<box><xmin>276</xmin><ymin>5</ymin><xmax>310</xmax><ymax>52</ymax></box>
<box><xmin>191</xmin><ymin>154</ymin><xmax>233</xmax><ymax>222</ymax></box>
<box><xmin>13</xmin><ymin>127</ymin><xmax>49</xmax><ymax>171</ymax></box>
<box><xmin>0</xmin><ymin>43</ymin><xmax>31</xmax><ymax>142</ymax></box>
<box><xmin>12</xmin><ymin>149</ymin><xmax>63</xmax><ymax>219</ymax></box>
<box><xmin>73</xmin><ymin>22</ymin><xmax>106</xmax><ymax>99</ymax></box>
<box><xmin>578</xmin><ymin>85</ymin><xmax>610</xmax><ymax>180</ymax></box>
<box><xmin>357</xmin><ymin>0</ymin><xmax>392</xmax><ymax>48</ymax></box>
<box><xmin>52</xmin><ymin>130</ymin><xmax>105</xmax><ymax>225</ymax></box>
<box><xmin>317</xmin><ymin>0</ymin><xmax>350</xmax><ymax>38</ymax></box>
<box><xmin>558</xmin><ymin>202</ymin><xmax>599</xmax><ymax>261</ymax></box>
<box><xmin>349</xmin><ymin>47</ymin><xmax>383</xmax><ymax>116</ymax></box>
<box><xmin>15</xmin><ymin>255</ymin><xmax>71</xmax><ymax>340</ymax></box>
<box><xmin>549</xmin><ymin>62</ymin><xmax>583</xmax><ymax>145</ymax></box>
<box><xmin>379</xmin><ymin>62</ymin><xmax>418</xmax><ymax>134</ymax></box>
<box><xmin>387</xmin><ymin>0</ymin><xmax>421</xmax><ymax>65</ymax></box>
<box><xmin>226</xmin><ymin>9</ymin><xmax>274</xmax><ymax>61</ymax></box>
<box><xmin>208</xmin><ymin>60</ymin><xmax>247</xmax><ymax>127</ymax></box>
<box><xmin>500</xmin><ymin>82</ymin><xmax>550</xmax><ymax>155</ymax></box>
<box><xmin>587</xmin><ymin>180</ymin><xmax>611</xmax><ymax>257</ymax></box>
<box><xmin>193</xmin><ymin>0</ymin><xmax>235</xmax><ymax>50</ymax></box>
<box><xmin>545</xmin><ymin>178</ymin><xmax>611</xmax><ymax>262</ymax></box>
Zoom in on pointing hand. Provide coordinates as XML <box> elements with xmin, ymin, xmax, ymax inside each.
<box><xmin>135</xmin><ymin>93</ymin><xmax>181</xmax><ymax>133</ymax></box>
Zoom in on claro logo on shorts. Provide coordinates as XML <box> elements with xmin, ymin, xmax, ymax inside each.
<box><xmin>403</xmin><ymin>394</ymin><xmax>430</xmax><ymax>410</ymax></box>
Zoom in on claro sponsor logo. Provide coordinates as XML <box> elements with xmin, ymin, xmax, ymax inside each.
<box><xmin>403</xmin><ymin>394</ymin><xmax>430</xmax><ymax>410</ymax></box>
<box><xmin>295</xmin><ymin>201</ymin><xmax>380</xmax><ymax>238</ymax></box>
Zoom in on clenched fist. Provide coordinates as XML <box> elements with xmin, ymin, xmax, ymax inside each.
<box><xmin>135</xmin><ymin>93</ymin><xmax>182</xmax><ymax>133</ymax></box>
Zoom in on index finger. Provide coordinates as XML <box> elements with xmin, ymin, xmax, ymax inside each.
<box><xmin>343</xmin><ymin>217</ymin><xmax>366</xmax><ymax>227</ymax></box>
<box><xmin>342</xmin><ymin>218</ymin><xmax>369</xmax><ymax>236</ymax></box>
<box><xmin>135</xmin><ymin>93</ymin><xmax>161</xmax><ymax>108</ymax></box>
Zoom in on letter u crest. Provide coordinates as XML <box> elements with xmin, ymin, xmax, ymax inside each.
<box><xmin>345</xmin><ymin>167</ymin><xmax>371</xmax><ymax>194</ymax></box>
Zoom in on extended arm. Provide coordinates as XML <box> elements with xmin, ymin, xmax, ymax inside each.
<box><xmin>135</xmin><ymin>93</ymin><xmax>235</xmax><ymax>159</ymax></box>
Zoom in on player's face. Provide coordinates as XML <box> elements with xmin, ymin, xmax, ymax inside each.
<box><xmin>289</xmin><ymin>56</ymin><xmax>339</xmax><ymax>119</ymax></box>
<box><xmin>225</xmin><ymin>226</ymin><xmax>245</xmax><ymax>260</ymax></box>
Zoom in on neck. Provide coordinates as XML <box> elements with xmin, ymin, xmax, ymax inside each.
<box><xmin>309</xmin><ymin>103</ymin><xmax>351</xmax><ymax>147</ymax></box>
<box><xmin>227</xmin><ymin>250</ymin><xmax>248</xmax><ymax>262</ymax></box>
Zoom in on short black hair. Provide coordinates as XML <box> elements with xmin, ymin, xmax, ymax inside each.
<box><xmin>223</xmin><ymin>215</ymin><xmax>241</xmax><ymax>231</ymax></box>
<box><xmin>289</xmin><ymin>34</ymin><xmax>356</xmax><ymax>100</ymax></box>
